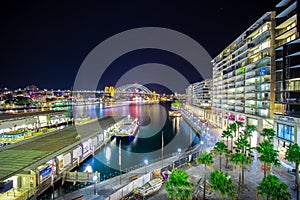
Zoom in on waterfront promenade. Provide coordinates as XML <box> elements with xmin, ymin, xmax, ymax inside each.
<box><xmin>0</xmin><ymin>116</ymin><xmax>124</xmax><ymax>200</ymax></box>
<box><xmin>55</xmin><ymin>109</ymin><xmax>298</xmax><ymax>200</ymax></box>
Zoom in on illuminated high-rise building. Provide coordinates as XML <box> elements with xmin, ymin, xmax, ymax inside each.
<box><xmin>212</xmin><ymin>12</ymin><xmax>275</xmax><ymax>146</ymax></box>
<box><xmin>274</xmin><ymin>0</ymin><xmax>300</xmax><ymax>150</ymax></box>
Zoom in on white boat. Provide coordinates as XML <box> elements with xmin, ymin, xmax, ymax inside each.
<box><xmin>169</xmin><ymin>110</ymin><xmax>181</xmax><ymax>117</ymax></box>
<box><xmin>114</xmin><ymin>117</ymin><xmax>139</xmax><ymax>138</ymax></box>
<box><xmin>138</xmin><ymin>178</ymin><xmax>164</xmax><ymax>197</ymax></box>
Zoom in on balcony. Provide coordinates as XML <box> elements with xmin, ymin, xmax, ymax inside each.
<box><xmin>276</xmin><ymin>2</ymin><xmax>297</xmax><ymax>25</ymax></box>
<box><xmin>245</xmin><ymin>85</ymin><xmax>256</xmax><ymax>93</ymax></box>
<box><xmin>245</xmin><ymin>93</ymin><xmax>256</xmax><ymax>100</ymax></box>
<box><xmin>235</xmin><ymin>106</ymin><xmax>245</xmax><ymax>113</ymax></box>
<box><xmin>228</xmin><ymin>105</ymin><xmax>235</xmax><ymax>111</ymax></box>
<box><xmin>287</xmin><ymin>45</ymin><xmax>300</xmax><ymax>57</ymax></box>
<box><xmin>286</xmin><ymin>67</ymin><xmax>300</xmax><ymax>79</ymax></box>
<box><xmin>227</xmin><ymin>94</ymin><xmax>235</xmax><ymax>100</ymax></box>
<box><xmin>257</xmin><ymin>57</ymin><xmax>271</xmax><ymax>68</ymax></box>
<box><xmin>286</xmin><ymin>56</ymin><xmax>300</xmax><ymax>68</ymax></box>
<box><xmin>245</xmin><ymin>107</ymin><xmax>258</xmax><ymax>115</ymax></box>
<box><xmin>236</xmin><ymin>67</ymin><xmax>246</xmax><ymax>76</ymax></box>
<box><xmin>258</xmin><ymin>109</ymin><xmax>270</xmax><ymax>118</ymax></box>
<box><xmin>235</xmin><ymin>94</ymin><xmax>245</xmax><ymax>100</ymax></box>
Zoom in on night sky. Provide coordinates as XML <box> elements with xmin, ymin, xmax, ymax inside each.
<box><xmin>0</xmin><ymin>1</ymin><xmax>275</xmax><ymax>93</ymax></box>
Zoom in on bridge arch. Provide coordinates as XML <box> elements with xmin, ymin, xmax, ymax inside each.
<box><xmin>115</xmin><ymin>83</ymin><xmax>152</xmax><ymax>94</ymax></box>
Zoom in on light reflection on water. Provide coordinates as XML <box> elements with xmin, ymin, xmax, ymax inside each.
<box><xmin>73</xmin><ymin>102</ymin><xmax>201</xmax><ymax>179</ymax></box>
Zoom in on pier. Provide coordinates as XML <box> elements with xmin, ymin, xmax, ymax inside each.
<box><xmin>0</xmin><ymin>116</ymin><xmax>124</xmax><ymax>199</ymax></box>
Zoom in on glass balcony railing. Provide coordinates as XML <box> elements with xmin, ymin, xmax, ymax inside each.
<box><xmin>245</xmin><ymin>108</ymin><xmax>258</xmax><ymax>115</ymax></box>
<box><xmin>235</xmin><ymin>106</ymin><xmax>245</xmax><ymax>113</ymax></box>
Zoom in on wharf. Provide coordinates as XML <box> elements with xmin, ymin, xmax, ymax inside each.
<box><xmin>181</xmin><ymin>110</ymin><xmax>202</xmax><ymax>136</ymax></box>
<box><xmin>0</xmin><ymin>116</ymin><xmax>124</xmax><ymax>182</ymax></box>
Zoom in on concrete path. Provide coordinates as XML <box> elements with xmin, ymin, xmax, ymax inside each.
<box><xmin>55</xmin><ymin>112</ymin><xmax>297</xmax><ymax>200</ymax></box>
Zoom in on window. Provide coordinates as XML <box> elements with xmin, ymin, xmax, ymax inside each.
<box><xmin>262</xmin><ymin>24</ymin><xmax>268</xmax><ymax>32</ymax></box>
<box><xmin>277</xmin><ymin>124</ymin><xmax>294</xmax><ymax>142</ymax></box>
<box><xmin>287</xmin><ymin>80</ymin><xmax>300</xmax><ymax>91</ymax></box>
<box><xmin>286</xmin><ymin>34</ymin><xmax>296</xmax><ymax>43</ymax></box>
<box><xmin>261</xmin><ymin>40</ymin><xmax>270</xmax><ymax>50</ymax></box>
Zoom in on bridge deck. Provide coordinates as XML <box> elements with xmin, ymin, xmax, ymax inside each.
<box><xmin>0</xmin><ymin>116</ymin><xmax>123</xmax><ymax>181</ymax></box>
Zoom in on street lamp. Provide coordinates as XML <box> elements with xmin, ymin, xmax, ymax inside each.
<box><xmin>144</xmin><ymin>159</ymin><xmax>148</xmax><ymax>174</ymax></box>
<box><xmin>177</xmin><ymin>148</ymin><xmax>181</xmax><ymax>155</ymax></box>
<box><xmin>93</xmin><ymin>175</ymin><xmax>97</xmax><ymax>195</ymax></box>
<box><xmin>177</xmin><ymin>148</ymin><xmax>181</xmax><ymax>166</ymax></box>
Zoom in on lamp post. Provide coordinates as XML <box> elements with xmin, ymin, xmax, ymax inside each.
<box><xmin>144</xmin><ymin>159</ymin><xmax>148</xmax><ymax>174</ymax></box>
<box><xmin>93</xmin><ymin>175</ymin><xmax>97</xmax><ymax>195</ymax></box>
<box><xmin>177</xmin><ymin>148</ymin><xmax>181</xmax><ymax>167</ymax></box>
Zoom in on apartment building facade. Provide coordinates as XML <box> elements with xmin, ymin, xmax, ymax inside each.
<box><xmin>212</xmin><ymin>12</ymin><xmax>275</xmax><ymax>146</ymax></box>
<box><xmin>273</xmin><ymin>0</ymin><xmax>300</xmax><ymax>154</ymax></box>
<box><xmin>185</xmin><ymin>80</ymin><xmax>212</xmax><ymax>120</ymax></box>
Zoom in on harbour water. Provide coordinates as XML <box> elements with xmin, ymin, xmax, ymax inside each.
<box><xmin>75</xmin><ymin>102</ymin><xmax>200</xmax><ymax>179</ymax></box>
<box><xmin>39</xmin><ymin>102</ymin><xmax>203</xmax><ymax>199</ymax></box>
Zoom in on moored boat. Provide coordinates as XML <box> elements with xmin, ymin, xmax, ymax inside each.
<box><xmin>114</xmin><ymin>117</ymin><xmax>139</xmax><ymax>138</ymax></box>
<box><xmin>168</xmin><ymin>110</ymin><xmax>181</xmax><ymax>117</ymax></box>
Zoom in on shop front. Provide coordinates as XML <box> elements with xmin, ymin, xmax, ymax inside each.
<box><xmin>274</xmin><ymin>115</ymin><xmax>300</xmax><ymax>156</ymax></box>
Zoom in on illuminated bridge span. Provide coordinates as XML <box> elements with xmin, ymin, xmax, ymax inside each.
<box><xmin>115</xmin><ymin>83</ymin><xmax>152</xmax><ymax>94</ymax></box>
<box><xmin>113</xmin><ymin>83</ymin><xmax>157</xmax><ymax>100</ymax></box>
<box><xmin>72</xmin><ymin>83</ymin><xmax>158</xmax><ymax>101</ymax></box>
<box><xmin>106</xmin><ymin>83</ymin><xmax>156</xmax><ymax>100</ymax></box>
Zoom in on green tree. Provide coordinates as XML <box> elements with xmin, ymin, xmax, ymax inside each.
<box><xmin>197</xmin><ymin>152</ymin><xmax>214</xmax><ymax>200</ymax></box>
<box><xmin>230</xmin><ymin>152</ymin><xmax>251</xmax><ymax>199</ymax></box>
<box><xmin>234</xmin><ymin>125</ymin><xmax>255</xmax><ymax>186</ymax></box>
<box><xmin>234</xmin><ymin>135</ymin><xmax>251</xmax><ymax>185</ymax></box>
<box><xmin>221</xmin><ymin>128</ymin><xmax>233</xmax><ymax>152</ymax></box>
<box><xmin>209</xmin><ymin>170</ymin><xmax>235</xmax><ymax>200</ymax></box>
<box><xmin>243</xmin><ymin>125</ymin><xmax>256</xmax><ymax>137</ymax></box>
<box><xmin>256</xmin><ymin>140</ymin><xmax>280</xmax><ymax>178</ymax></box>
<box><xmin>257</xmin><ymin>174</ymin><xmax>291</xmax><ymax>200</ymax></box>
<box><xmin>261</xmin><ymin>128</ymin><xmax>276</xmax><ymax>142</ymax></box>
<box><xmin>165</xmin><ymin>168</ymin><xmax>193</xmax><ymax>200</ymax></box>
<box><xmin>235</xmin><ymin>121</ymin><xmax>244</xmax><ymax>138</ymax></box>
<box><xmin>285</xmin><ymin>143</ymin><xmax>300</xmax><ymax>200</ymax></box>
<box><xmin>228</xmin><ymin>123</ymin><xmax>237</xmax><ymax>140</ymax></box>
<box><xmin>211</xmin><ymin>141</ymin><xmax>228</xmax><ymax>171</ymax></box>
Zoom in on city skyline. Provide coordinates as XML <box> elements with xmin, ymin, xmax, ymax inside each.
<box><xmin>0</xmin><ymin>1</ymin><xmax>273</xmax><ymax>92</ymax></box>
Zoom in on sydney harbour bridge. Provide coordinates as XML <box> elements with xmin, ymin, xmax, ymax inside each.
<box><xmin>72</xmin><ymin>83</ymin><xmax>158</xmax><ymax>102</ymax></box>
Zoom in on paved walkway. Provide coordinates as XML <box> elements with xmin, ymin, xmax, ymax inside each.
<box><xmin>54</xmin><ymin>110</ymin><xmax>297</xmax><ymax>200</ymax></box>
<box><xmin>148</xmin><ymin>111</ymin><xmax>297</xmax><ymax>200</ymax></box>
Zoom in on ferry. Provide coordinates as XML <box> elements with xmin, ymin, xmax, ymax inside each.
<box><xmin>114</xmin><ymin>117</ymin><xmax>139</xmax><ymax>138</ymax></box>
<box><xmin>168</xmin><ymin>110</ymin><xmax>181</xmax><ymax>117</ymax></box>
<box><xmin>170</xmin><ymin>101</ymin><xmax>181</xmax><ymax>111</ymax></box>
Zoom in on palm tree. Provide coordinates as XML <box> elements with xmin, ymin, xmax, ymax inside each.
<box><xmin>234</xmin><ymin>135</ymin><xmax>251</xmax><ymax>185</ymax></box>
<box><xmin>285</xmin><ymin>143</ymin><xmax>300</xmax><ymax>200</ymax></box>
<box><xmin>256</xmin><ymin>140</ymin><xmax>280</xmax><ymax>178</ymax></box>
<box><xmin>221</xmin><ymin>128</ymin><xmax>233</xmax><ymax>152</ymax></box>
<box><xmin>209</xmin><ymin>170</ymin><xmax>235</xmax><ymax>200</ymax></box>
<box><xmin>243</xmin><ymin>125</ymin><xmax>256</xmax><ymax>137</ymax></box>
<box><xmin>235</xmin><ymin>121</ymin><xmax>244</xmax><ymax>138</ymax></box>
<box><xmin>211</xmin><ymin>141</ymin><xmax>228</xmax><ymax>171</ymax></box>
<box><xmin>165</xmin><ymin>168</ymin><xmax>194</xmax><ymax>200</ymax></box>
<box><xmin>257</xmin><ymin>174</ymin><xmax>291</xmax><ymax>200</ymax></box>
<box><xmin>228</xmin><ymin>122</ymin><xmax>237</xmax><ymax>139</ymax></box>
<box><xmin>197</xmin><ymin>152</ymin><xmax>214</xmax><ymax>200</ymax></box>
<box><xmin>230</xmin><ymin>152</ymin><xmax>251</xmax><ymax>199</ymax></box>
<box><xmin>261</xmin><ymin>128</ymin><xmax>276</xmax><ymax>142</ymax></box>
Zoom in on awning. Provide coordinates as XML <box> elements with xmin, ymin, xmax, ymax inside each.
<box><xmin>276</xmin><ymin>0</ymin><xmax>292</xmax><ymax>8</ymax></box>
<box><xmin>276</xmin><ymin>2</ymin><xmax>297</xmax><ymax>18</ymax></box>
<box><xmin>287</xmin><ymin>51</ymin><xmax>300</xmax><ymax>57</ymax></box>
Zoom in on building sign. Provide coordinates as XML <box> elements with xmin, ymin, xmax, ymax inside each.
<box><xmin>279</xmin><ymin>116</ymin><xmax>295</xmax><ymax>123</ymax></box>
<box><xmin>39</xmin><ymin>165</ymin><xmax>52</xmax><ymax>181</ymax></box>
